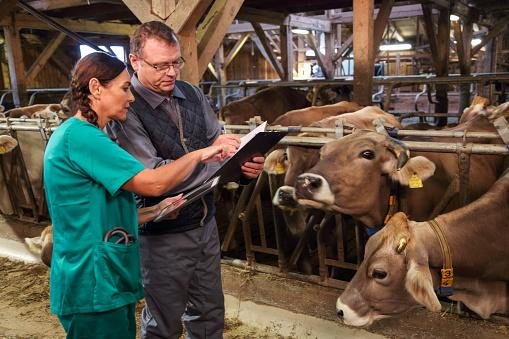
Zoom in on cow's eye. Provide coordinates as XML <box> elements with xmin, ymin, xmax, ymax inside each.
<box><xmin>372</xmin><ymin>269</ymin><xmax>387</xmax><ymax>280</ymax></box>
<box><xmin>361</xmin><ymin>150</ymin><xmax>375</xmax><ymax>160</ymax></box>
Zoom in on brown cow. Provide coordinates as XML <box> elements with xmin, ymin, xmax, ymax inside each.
<box><xmin>336</xmin><ymin>170</ymin><xmax>509</xmax><ymax>326</ymax></box>
<box><xmin>294</xmin><ymin>114</ymin><xmax>507</xmax><ymax>228</ymax></box>
<box><xmin>218</xmin><ymin>87</ymin><xmax>309</xmax><ymax>125</ymax></box>
<box><xmin>272</xmin><ymin>101</ymin><xmax>363</xmax><ymax>127</ymax></box>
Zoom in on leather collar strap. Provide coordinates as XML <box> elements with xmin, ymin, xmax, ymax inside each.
<box><xmin>427</xmin><ymin>219</ymin><xmax>454</xmax><ymax>297</ymax></box>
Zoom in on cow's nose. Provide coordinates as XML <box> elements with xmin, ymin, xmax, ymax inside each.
<box><xmin>337</xmin><ymin>309</ymin><xmax>344</xmax><ymax>319</ymax></box>
<box><xmin>296</xmin><ymin>175</ymin><xmax>322</xmax><ymax>190</ymax></box>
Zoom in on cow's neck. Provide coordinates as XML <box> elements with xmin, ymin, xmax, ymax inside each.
<box><xmin>414</xmin><ymin>176</ymin><xmax>509</xmax><ymax>281</ymax></box>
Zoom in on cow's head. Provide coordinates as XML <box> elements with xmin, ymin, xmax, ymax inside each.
<box><xmin>336</xmin><ymin>212</ymin><xmax>441</xmax><ymax>326</ymax></box>
<box><xmin>294</xmin><ymin>130</ymin><xmax>435</xmax><ymax>227</ymax></box>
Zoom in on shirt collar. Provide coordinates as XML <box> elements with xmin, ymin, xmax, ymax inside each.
<box><xmin>131</xmin><ymin>74</ymin><xmax>186</xmax><ymax>110</ymax></box>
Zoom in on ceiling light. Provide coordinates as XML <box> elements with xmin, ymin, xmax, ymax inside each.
<box><xmin>291</xmin><ymin>29</ymin><xmax>309</xmax><ymax>35</ymax></box>
<box><xmin>379</xmin><ymin>43</ymin><xmax>412</xmax><ymax>51</ymax></box>
<box><xmin>471</xmin><ymin>38</ymin><xmax>482</xmax><ymax>47</ymax></box>
<box><xmin>450</xmin><ymin>14</ymin><xmax>460</xmax><ymax>22</ymax></box>
<box><xmin>305</xmin><ymin>50</ymin><xmax>316</xmax><ymax>57</ymax></box>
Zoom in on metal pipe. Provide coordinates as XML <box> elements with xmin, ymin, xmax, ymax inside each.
<box><xmin>16</xmin><ymin>1</ymin><xmax>115</xmax><ymax>56</ymax></box>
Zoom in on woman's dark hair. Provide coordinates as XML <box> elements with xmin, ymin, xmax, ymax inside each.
<box><xmin>70</xmin><ymin>52</ymin><xmax>126</xmax><ymax>126</ymax></box>
<box><xmin>130</xmin><ymin>21</ymin><xmax>179</xmax><ymax>57</ymax></box>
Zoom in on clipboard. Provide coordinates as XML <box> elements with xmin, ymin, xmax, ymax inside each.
<box><xmin>153</xmin><ymin>176</ymin><xmax>220</xmax><ymax>222</ymax></box>
<box><xmin>210</xmin><ymin>131</ymin><xmax>287</xmax><ymax>183</ymax></box>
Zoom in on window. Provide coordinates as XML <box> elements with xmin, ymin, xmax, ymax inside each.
<box><xmin>79</xmin><ymin>45</ymin><xmax>125</xmax><ymax>61</ymax></box>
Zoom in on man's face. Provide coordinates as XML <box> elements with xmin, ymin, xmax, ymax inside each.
<box><xmin>129</xmin><ymin>37</ymin><xmax>182</xmax><ymax>95</ymax></box>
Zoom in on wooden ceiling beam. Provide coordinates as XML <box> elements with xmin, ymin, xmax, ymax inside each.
<box><xmin>27</xmin><ymin>0</ymin><xmax>121</xmax><ymax>11</ymax></box>
<box><xmin>25</xmin><ymin>32</ymin><xmax>66</xmax><ymax>83</ymax></box>
<box><xmin>0</xmin><ymin>0</ymin><xmax>19</xmax><ymax>21</ymax></box>
<box><xmin>373</xmin><ymin>0</ymin><xmax>394</xmax><ymax>54</ymax></box>
<box><xmin>227</xmin><ymin>22</ymin><xmax>278</xmax><ymax>34</ymax></box>
<box><xmin>196</xmin><ymin>0</ymin><xmax>244</xmax><ymax>79</ymax></box>
<box><xmin>285</xmin><ymin>14</ymin><xmax>331</xmax><ymax>32</ymax></box>
<box><xmin>121</xmin><ymin>0</ymin><xmax>159</xmax><ymax>23</ymax></box>
<box><xmin>0</xmin><ymin>14</ymin><xmax>137</xmax><ymax>35</ymax></box>
<box><xmin>167</xmin><ymin>0</ymin><xmax>213</xmax><ymax>33</ymax></box>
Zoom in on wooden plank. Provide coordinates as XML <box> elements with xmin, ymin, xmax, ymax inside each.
<box><xmin>121</xmin><ymin>0</ymin><xmax>159</xmax><ymax>23</ymax></box>
<box><xmin>224</xmin><ymin>32</ymin><xmax>250</xmax><ymax>68</ymax></box>
<box><xmin>251</xmin><ymin>22</ymin><xmax>284</xmax><ymax>79</ymax></box>
<box><xmin>167</xmin><ymin>0</ymin><xmax>213</xmax><ymax>34</ymax></box>
<box><xmin>332</xmin><ymin>34</ymin><xmax>353</xmax><ymax>62</ymax></box>
<box><xmin>0</xmin><ymin>14</ymin><xmax>137</xmax><ymax>36</ymax></box>
<box><xmin>353</xmin><ymin>0</ymin><xmax>374</xmax><ymax>106</ymax></box>
<box><xmin>471</xmin><ymin>19</ymin><xmax>509</xmax><ymax>56</ymax></box>
<box><xmin>0</xmin><ymin>0</ymin><xmax>19</xmax><ymax>21</ymax></box>
<box><xmin>373</xmin><ymin>0</ymin><xmax>394</xmax><ymax>53</ymax></box>
<box><xmin>25</xmin><ymin>32</ymin><xmax>66</xmax><ymax>84</ymax></box>
<box><xmin>151</xmin><ymin>0</ymin><xmax>175</xmax><ymax>20</ymax></box>
<box><xmin>331</xmin><ymin>4</ymin><xmax>426</xmax><ymax>24</ymax></box>
<box><xmin>196</xmin><ymin>0</ymin><xmax>243</xmax><ymax>78</ymax></box>
<box><xmin>280</xmin><ymin>24</ymin><xmax>293</xmax><ymax>81</ymax></box>
<box><xmin>306</xmin><ymin>32</ymin><xmax>333</xmax><ymax>79</ymax></box>
<box><xmin>3</xmin><ymin>20</ymin><xmax>27</xmax><ymax>106</ymax></box>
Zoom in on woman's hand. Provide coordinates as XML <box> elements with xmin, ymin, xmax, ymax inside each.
<box><xmin>199</xmin><ymin>145</ymin><xmax>235</xmax><ymax>163</ymax></box>
<box><xmin>156</xmin><ymin>194</ymin><xmax>186</xmax><ymax>220</ymax></box>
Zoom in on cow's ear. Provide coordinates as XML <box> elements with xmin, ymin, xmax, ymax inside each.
<box><xmin>405</xmin><ymin>260</ymin><xmax>441</xmax><ymax>312</ymax></box>
<box><xmin>263</xmin><ymin>149</ymin><xmax>287</xmax><ymax>174</ymax></box>
<box><xmin>387</xmin><ymin>156</ymin><xmax>436</xmax><ymax>186</ymax></box>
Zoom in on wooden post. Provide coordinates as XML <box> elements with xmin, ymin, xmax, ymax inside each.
<box><xmin>179</xmin><ymin>28</ymin><xmax>200</xmax><ymax>84</ymax></box>
<box><xmin>353</xmin><ymin>0</ymin><xmax>374</xmax><ymax>106</ymax></box>
<box><xmin>3</xmin><ymin>17</ymin><xmax>27</xmax><ymax>107</ymax></box>
<box><xmin>280</xmin><ymin>24</ymin><xmax>293</xmax><ymax>81</ymax></box>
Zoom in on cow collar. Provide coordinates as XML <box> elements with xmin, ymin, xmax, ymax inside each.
<box><xmin>427</xmin><ymin>219</ymin><xmax>454</xmax><ymax>297</ymax></box>
<box><xmin>365</xmin><ymin>181</ymin><xmax>399</xmax><ymax>236</ymax></box>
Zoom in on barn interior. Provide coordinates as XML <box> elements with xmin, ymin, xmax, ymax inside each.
<box><xmin>1</xmin><ymin>0</ymin><xmax>509</xmax><ymax>337</ymax></box>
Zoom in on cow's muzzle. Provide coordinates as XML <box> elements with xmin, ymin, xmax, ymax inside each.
<box><xmin>295</xmin><ymin>174</ymin><xmax>323</xmax><ymax>197</ymax></box>
<box><xmin>294</xmin><ymin>173</ymin><xmax>335</xmax><ymax>208</ymax></box>
<box><xmin>272</xmin><ymin>186</ymin><xmax>299</xmax><ymax>209</ymax></box>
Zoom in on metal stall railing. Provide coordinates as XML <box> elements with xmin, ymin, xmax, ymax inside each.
<box><xmin>218</xmin><ymin>121</ymin><xmax>509</xmax><ymax>290</ymax></box>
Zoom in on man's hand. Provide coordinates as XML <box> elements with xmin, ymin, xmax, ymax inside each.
<box><xmin>158</xmin><ymin>194</ymin><xmax>186</xmax><ymax>220</ymax></box>
<box><xmin>200</xmin><ymin>145</ymin><xmax>236</xmax><ymax>163</ymax></box>
<box><xmin>212</xmin><ymin>133</ymin><xmax>240</xmax><ymax>150</ymax></box>
<box><xmin>241</xmin><ymin>156</ymin><xmax>265</xmax><ymax>179</ymax></box>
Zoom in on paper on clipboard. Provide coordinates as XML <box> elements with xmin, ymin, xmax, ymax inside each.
<box><xmin>239</xmin><ymin>121</ymin><xmax>267</xmax><ymax>149</ymax></box>
<box><xmin>153</xmin><ymin>176</ymin><xmax>220</xmax><ymax>223</ymax></box>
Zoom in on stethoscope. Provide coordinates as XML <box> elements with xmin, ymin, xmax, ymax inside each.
<box><xmin>103</xmin><ymin>227</ymin><xmax>136</xmax><ymax>245</ymax></box>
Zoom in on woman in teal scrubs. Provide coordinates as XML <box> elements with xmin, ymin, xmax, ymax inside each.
<box><xmin>43</xmin><ymin>52</ymin><xmax>230</xmax><ymax>339</ymax></box>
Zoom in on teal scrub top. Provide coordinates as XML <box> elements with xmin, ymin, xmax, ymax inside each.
<box><xmin>43</xmin><ymin>117</ymin><xmax>145</xmax><ymax>315</ymax></box>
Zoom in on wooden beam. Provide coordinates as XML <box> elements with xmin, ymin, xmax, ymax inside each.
<box><xmin>285</xmin><ymin>14</ymin><xmax>331</xmax><ymax>33</ymax></box>
<box><xmin>251</xmin><ymin>22</ymin><xmax>284</xmax><ymax>79</ymax></box>
<box><xmin>167</xmin><ymin>0</ymin><xmax>213</xmax><ymax>34</ymax></box>
<box><xmin>280</xmin><ymin>24</ymin><xmax>293</xmax><ymax>81</ymax></box>
<box><xmin>27</xmin><ymin>0</ymin><xmax>119</xmax><ymax>11</ymax></box>
<box><xmin>227</xmin><ymin>22</ymin><xmax>278</xmax><ymax>34</ymax></box>
<box><xmin>196</xmin><ymin>0</ymin><xmax>243</xmax><ymax>78</ymax></box>
<box><xmin>471</xmin><ymin>19</ymin><xmax>509</xmax><ymax>56</ymax></box>
<box><xmin>333</xmin><ymin>34</ymin><xmax>353</xmax><ymax>62</ymax></box>
<box><xmin>237</xmin><ymin>7</ymin><xmax>286</xmax><ymax>25</ymax></box>
<box><xmin>0</xmin><ymin>0</ymin><xmax>19</xmax><ymax>21</ymax></box>
<box><xmin>151</xmin><ymin>0</ymin><xmax>175</xmax><ymax>20</ymax></box>
<box><xmin>179</xmin><ymin>28</ymin><xmax>199</xmax><ymax>84</ymax></box>
<box><xmin>421</xmin><ymin>3</ymin><xmax>439</xmax><ymax>71</ymax></box>
<box><xmin>25</xmin><ymin>32</ymin><xmax>66</xmax><ymax>84</ymax></box>
<box><xmin>121</xmin><ymin>0</ymin><xmax>159</xmax><ymax>23</ymax></box>
<box><xmin>223</xmin><ymin>32</ymin><xmax>250</xmax><ymax>68</ymax></box>
<box><xmin>306</xmin><ymin>32</ymin><xmax>333</xmax><ymax>79</ymax></box>
<box><xmin>373</xmin><ymin>0</ymin><xmax>394</xmax><ymax>54</ymax></box>
<box><xmin>353</xmin><ymin>0</ymin><xmax>374</xmax><ymax>106</ymax></box>
<box><xmin>3</xmin><ymin>18</ymin><xmax>27</xmax><ymax>106</ymax></box>
<box><xmin>331</xmin><ymin>4</ymin><xmax>427</xmax><ymax>24</ymax></box>
<box><xmin>0</xmin><ymin>14</ymin><xmax>137</xmax><ymax>36</ymax></box>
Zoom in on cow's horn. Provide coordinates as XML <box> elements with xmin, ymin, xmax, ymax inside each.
<box><xmin>388</xmin><ymin>137</ymin><xmax>410</xmax><ymax>170</ymax></box>
<box><xmin>395</xmin><ymin>237</ymin><xmax>407</xmax><ymax>253</ymax></box>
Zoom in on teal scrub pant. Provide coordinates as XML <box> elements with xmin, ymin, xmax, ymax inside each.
<box><xmin>58</xmin><ymin>303</ymin><xmax>136</xmax><ymax>339</ymax></box>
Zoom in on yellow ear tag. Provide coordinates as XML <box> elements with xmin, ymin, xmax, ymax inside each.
<box><xmin>0</xmin><ymin>145</ymin><xmax>5</xmax><ymax>154</ymax></box>
<box><xmin>409</xmin><ymin>174</ymin><xmax>423</xmax><ymax>189</ymax></box>
<box><xmin>275</xmin><ymin>162</ymin><xmax>285</xmax><ymax>174</ymax></box>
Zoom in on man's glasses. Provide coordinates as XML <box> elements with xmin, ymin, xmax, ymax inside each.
<box><xmin>140</xmin><ymin>57</ymin><xmax>185</xmax><ymax>73</ymax></box>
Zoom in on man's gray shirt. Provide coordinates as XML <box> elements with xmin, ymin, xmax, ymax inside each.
<box><xmin>106</xmin><ymin>74</ymin><xmax>222</xmax><ymax>194</ymax></box>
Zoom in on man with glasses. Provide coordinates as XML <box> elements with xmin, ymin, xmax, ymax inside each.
<box><xmin>107</xmin><ymin>21</ymin><xmax>264</xmax><ymax>339</ymax></box>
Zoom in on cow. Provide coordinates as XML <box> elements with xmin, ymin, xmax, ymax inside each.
<box><xmin>218</xmin><ymin>87</ymin><xmax>310</xmax><ymax>125</ymax></box>
<box><xmin>271</xmin><ymin>101</ymin><xmax>363</xmax><ymax>127</ymax></box>
<box><xmin>264</xmin><ymin>107</ymin><xmax>401</xmax><ymax>273</ymax></box>
<box><xmin>336</xmin><ymin>169</ymin><xmax>509</xmax><ymax>326</ymax></box>
<box><xmin>294</xmin><ymin>113</ymin><xmax>508</xmax><ymax>229</ymax></box>
<box><xmin>5</xmin><ymin>102</ymin><xmax>70</xmax><ymax>120</ymax></box>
